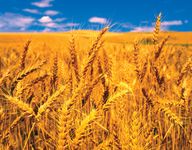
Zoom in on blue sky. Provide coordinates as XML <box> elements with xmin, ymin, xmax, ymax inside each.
<box><xmin>0</xmin><ymin>0</ymin><xmax>191</xmax><ymax>32</ymax></box>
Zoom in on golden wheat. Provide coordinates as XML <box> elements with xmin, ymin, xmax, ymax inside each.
<box><xmin>0</xmin><ymin>14</ymin><xmax>192</xmax><ymax>150</ymax></box>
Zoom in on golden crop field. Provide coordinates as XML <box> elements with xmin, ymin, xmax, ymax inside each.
<box><xmin>0</xmin><ymin>14</ymin><xmax>192</xmax><ymax>150</ymax></box>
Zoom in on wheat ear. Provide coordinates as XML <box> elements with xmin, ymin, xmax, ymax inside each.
<box><xmin>72</xmin><ymin>109</ymin><xmax>97</xmax><ymax>148</ymax></box>
<box><xmin>69</xmin><ymin>35</ymin><xmax>80</xmax><ymax>83</ymax></box>
<box><xmin>153</xmin><ymin>13</ymin><xmax>161</xmax><ymax>44</ymax></box>
<box><xmin>103</xmin><ymin>89</ymin><xmax>128</xmax><ymax>111</ymax></box>
<box><xmin>3</xmin><ymin>94</ymin><xmax>34</xmax><ymax>115</ymax></box>
<box><xmin>36</xmin><ymin>85</ymin><xmax>66</xmax><ymax>120</ymax></box>
<box><xmin>20</xmin><ymin>40</ymin><xmax>31</xmax><ymax>70</ymax></box>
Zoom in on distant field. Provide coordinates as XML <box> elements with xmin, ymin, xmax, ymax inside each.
<box><xmin>0</xmin><ymin>31</ymin><xmax>191</xmax><ymax>46</ymax></box>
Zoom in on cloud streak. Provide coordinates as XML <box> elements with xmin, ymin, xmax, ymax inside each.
<box><xmin>40</xmin><ymin>22</ymin><xmax>80</xmax><ymax>32</ymax></box>
<box><xmin>161</xmin><ymin>20</ymin><xmax>183</xmax><ymax>26</ymax></box>
<box><xmin>55</xmin><ymin>18</ymin><xmax>66</xmax><ymax>22</ymax></box>
<box><xmin>44</xmin><ymin>10</ymin><xmax>59</xmax><ymax>16</ymax></box>
<box><xmin>32</xmin><ymin>0</ymin><xmax>53</xmax><ymax>8</ymax></box>
<box><xmin>130</xmin><ymin>20</ymin><xmax>184</xmax><ymax>32</ymax></box>
<box><xmin>130</xmin><ymin>26</ymin><xmax>154</xmax><ymax>32</ymax></box>
<box><xmin>23</xmin><ymin>9</ymin><xmax>40</xmax><ymax>14</ymax></box>
<box><xmin>89</xmin><ymin>17</ymin><xmax>108</xmax><ymax>24</ymax></box>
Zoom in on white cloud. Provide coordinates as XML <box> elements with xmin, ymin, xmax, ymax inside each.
<box><xmin>39</xmin><ymin>16</ymin><xmax>52</xmax><ymax>23</ymax></box>
<box><xmin>0</xmin><ymin>12</ymin><xmax>79</xmax><ymax>32</ymax></box>
<box><xmin>0</xmin><ymin>13</ymin><xmax>34</xmax><ymax>31</ymax></box>
<box><xmin>32</xmin><ymin>0</ymin><xmax>53</xmax><ymax>8</ymax></box>
<box><xmin>23</xmin><ymin>8</ymin><xmax>40</xmax><ymax>14</ymax></box>
<box><xmin>38</xmin><ymin>15</ymin><xmax>79</xmax><ymax>30</ymax></box>
<box><xmin>161</xmin><ymin>20</ymin><xmax>183</xmax><ymax>26</ymax></box>
<box><xmin>38</xmin><ymin>16</ymin><xmax>60</xmax><ymax>28</ymax></box>
<box><xmin>89</xmin><ymin>17</ymin><xmax>108</xmax><ymax>24</ymax></box>
<box><xmin>45</xmin><ymin>10</ymin><xmax>59</xmax><ymax>16</ymax></box>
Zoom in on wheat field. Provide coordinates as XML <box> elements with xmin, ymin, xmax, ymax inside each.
<box><xmin>0</xmin><ymin>14</ymin><xmax>192</xmax><ymax>150</ymax></box>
